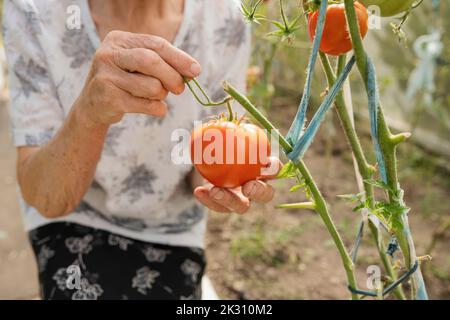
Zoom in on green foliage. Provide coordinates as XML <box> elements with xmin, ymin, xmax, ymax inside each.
<box><xmin>289</xmin><ymin>183</ymin><xmax>304</xmax><ymax>193</ymax></box>
<box><xmin>231</xmin><ymin>228</ymin><xmax>267</xmax><ymax>260</ymax></box>
<box><xmin>267</xmin><ymin>14</ymin><xmax>302</xmax><ymax>42</ymax></box>
<box><xmin>276</xmin><ymin>161</ymin><xmax>313</xmax><ymax>201</ymax></box>
<box><xmin>276</xmin><ymin>161</ymin><xmax>298</xmax><ymax>179</ymax></box>
<box><xmin>230</xmin><ymin>222</ymin><xmax>306</xmax><ymax>266</ymax></box>
<box><xmin>241</xmin><ymin>0</ymin><xmax>266</xmax><ymax>24</ymax></box>
<box><xmin>339</xmin><ymin>180</ymin><xmax>410</xmax><ymax>234</ymax></box>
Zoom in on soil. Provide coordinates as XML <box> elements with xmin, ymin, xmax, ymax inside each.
<box><xmin>0</xmin><ymin>100</ymin><xmax>449</xmax><ymax>300</ymax></box>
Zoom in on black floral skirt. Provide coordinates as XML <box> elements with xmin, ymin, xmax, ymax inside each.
<box><xmin>28</xmin><ymin>222</ymin><xmax>205</xmax><ymax>300</ymax></box>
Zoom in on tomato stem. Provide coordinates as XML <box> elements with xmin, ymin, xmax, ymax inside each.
<box><xmin>226</xmin><ymin>100</ymin><xmax>234</xmax><ymax>122</ymax></box>
<box><xmin>343</xmin><ymin>0</ymin><xmax>428</xmax><ymax>300</ymax></box>
<box><xmin>276</xmin><ymin>202</ymin><xmax>316</xmax><ymax>210</ymax></box>
<box><xmin>318</xmin><ymin>51</ymin><xmax>407</xmax><ymax>300</ymax></box>
<box><xmin>224</xmin><ymin>80</ymin><xmax>359</xmax><ymax>300</ymax></box>
<box><xmin>184</xmin><ymin>77</ymin><xmax>233</xmax><ymax>107</ymax></box>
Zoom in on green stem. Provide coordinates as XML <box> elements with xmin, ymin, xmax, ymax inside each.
<box><xmin>263</xmin><ymin>42</ymin><xmax>278</xmax><ymax>84</ymax></box>
<box><xmin>336</xmin><ymin>54</ymin><xmax>347</xmax><ymax>75</ymax></box>
<box><xmin>276</xmin><ymin>202</ymin><xmax>316</xmax><ymax>210</ymax></box>
<box><xmin>319</xmin><ymin>53</ymin><xmax>374</xmax><ymax>188</ymax></box>
<box><xmin>279</xmin><ymin>0</ymin><xmax>289</xmax><ymax>30</ymax></box>
<box><xmin>251</xmin><ymin>0</ymin><xmax>264</xmax><ymax>15</ymax></box>
<box><xmin>318</xmin><ymin>52</ymin><xmax>406</xmax><ymax>300</ymax></box>
<box><xmin>184</xmin><ymin>78</ymin><xmax>232</xmax><ymax>107</ymax></box>
<box><xmin>226</xmin><ymin>101</ymin><xmax>234</xmax><ymax>122</ymax></box>
<box><xmin>223</xmin><ymin>81</ymin><xmax>359</xmax><ymax>300</ymax></box>
<box><xmin>343</xmin><ymin>0</ymin><xmax>428</xmax><ymax>300</ymax></box>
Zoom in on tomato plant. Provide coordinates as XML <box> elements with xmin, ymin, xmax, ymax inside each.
<box><xmin>360</xmin><ymin>0</ymin><xmax>416</xmax><ymax>17</ymax></box>
<box><xmin>186</xmin><ymin>0</ymin><xmax>429</xmax><ymax>300</ymax></box>
<box><xmin>190</xmin><ymin>118</ymin><xmax>271</xmax><ymax>188</ymax></box>
<box><xmin>308</xmin><ymin>1</ymin><xmax>369</xmax><ymax>56</ymax></box>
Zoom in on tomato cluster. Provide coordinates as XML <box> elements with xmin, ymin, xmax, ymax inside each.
<box><xmin>308</xmin><ymin>1</ymin><xmax>369</xmax><ymax>56</ymax></box>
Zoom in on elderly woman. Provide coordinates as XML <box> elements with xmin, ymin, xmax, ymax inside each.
<box><xmin>3</xmin><ymin>0</ymin><xmax>278</xmax><ymax>300</ymax></box>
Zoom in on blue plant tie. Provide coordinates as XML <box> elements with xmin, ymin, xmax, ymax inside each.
<box><xmin>347</xmin><ymin>261</ymin><xmax>419</xmax><ymax>298</ymax></box>
<box><xmin>350</xmin><ymin>220</ymin><xmax>365</xmax><ymax>263</ymax></box>
<box><xmin>386</xmin><ymin>236</ymin><xmax>399</xmax><ymax>257</ymax></box>
<box><xmin>366</xmin><ymin>56</ymin><xmax>387</xmax><ymax>183</ymax></box>
<box><xmin>287</xmin><ymin>56</ymin><xmax>355</xmax><ymax>161</ymax></box>
<box><xmin>286</xmin><ymin>0</ymin><xmax>328</xmax><ymax>145</ymax></box>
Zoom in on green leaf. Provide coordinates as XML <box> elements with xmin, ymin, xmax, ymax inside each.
<box><xmin>384</xmin><ymin>202</ymin><xmax>409</xmax><ymax>217</ymax></box>
<box><xmin>240</xmin><ymin>3</ymin><xmax>250</xmax><ymax>16</ymax></box>
<box><xmin>289</xmin><ymin>184</ymin><xmax>305</xmax><ymax>193</ymax></box>
<box><xmin>352</xmin><ymin>203</ymin><xmax>365</xmax><ymax>212</ymax></box>
<box><xmin>364</xmin><ymin>179</ymin><xmax>393</xmax><ymax>193</ymax></box>
<box><xmin>276</xmin><ymin>161</ymin><xmax>298</xmax><ymax>179</ymax></box>
<box><xmin>337</xmin><ymin>192</ymin><xmax>365</xmax><ymax>203</ymax></box>
<box><xmin>270</xmin><ymin>20</ymin><xmax>285</xmax><ymax>30</ymax></box>
<box><xmin>288</xmin><ymin>15</ymin><xmax>302</xmax><ymax>30</ymax></box>
<box><xmin>391</xmin><ymin>218</ymin><xmax>404</xmax><ymax>233</ymax></box>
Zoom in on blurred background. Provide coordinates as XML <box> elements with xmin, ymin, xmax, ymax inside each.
<box><xmin>0</xmin><ymin>0</ymin><xmax>449</xmax><ymax>299</ymax></box>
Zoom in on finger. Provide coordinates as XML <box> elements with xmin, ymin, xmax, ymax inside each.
<box><xmin>113</xmin><ymin>84</ymin><xmax>168</xmax><ymax>117</ymax></box>
<box><xmin>113</xmin><ymin>47</ymin><xmax>185</xmax><ymax>94</ymax></box>
<box><xmin>110</xmin><ymin>31</ymin><xmax>201</xmax><ymax>78</ymax></box>
<box><xmin>259</xmin><ymin>156</ymin><xmax>283</xmax><ymax>180</ymax></box>
<box><xmin>112</xmin><ymin>69</ymin><xmax>168</xmax><ymax>100</ymax></box>
<box><xmin>209</xmin><ymin>187</ymin><xmax>250</xmax><ymax>214</ymax></box>
<box><xmin>194</xmin><ymin>187</ymin><xmax>231</xmax><ymax>213</ymax></box>
<box><xmin>242</xmin><ymin>180</ymin><xmax>275</xmax><ymax>203</ymax></box>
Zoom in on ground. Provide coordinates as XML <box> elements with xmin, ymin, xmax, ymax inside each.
<box><xmin>0</xmin><ymin>100</ymin><xmax>449</xmax><ymax>300</ymax></box>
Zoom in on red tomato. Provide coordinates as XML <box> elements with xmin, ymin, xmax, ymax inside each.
<box><xmin>190</xmin><ymin>119</ymin><xmax>271</xmax><ymax>188</ymax></box>
<box><xmin>308</xmin><ymin>2</ymin><xmax>369</xmax><ymax>56</ymax></box>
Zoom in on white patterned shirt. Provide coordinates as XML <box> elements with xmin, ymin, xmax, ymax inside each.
<box><xmin>3</xmin><ymin>0</ymin><xmax>250</xmax><ymax>248</ymax></box>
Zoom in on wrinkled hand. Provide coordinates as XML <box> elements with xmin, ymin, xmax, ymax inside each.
<box><xmin>76</xmin><ymin>30</ymin><xmax>201</xmax><ymax>125</ymax></box>
<box><xmin>193</xmin><ymin>157</ymin><xmax>281</xmax><ymax>214</ymax></box>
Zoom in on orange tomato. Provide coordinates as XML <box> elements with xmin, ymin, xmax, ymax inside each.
<box><xmin>308</xmin><ymin>2</ymin><xmax>369</xmax><ymax>56</ymax></box>
<box><xmin>190</xmin><ymin>119</ymin><xmax>271</xmax><ymax>188</ymax></box>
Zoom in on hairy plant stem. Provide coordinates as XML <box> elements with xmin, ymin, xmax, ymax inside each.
<box><xmin>319</xmin><ymin>52</ymin><xmax>406</xmax><ymax>300</ymax></box>
<box><xmin>223</xmin><ymin>81</ymin><xmax>359</xmax><ymax>300</ymax></box>
<box><xmin>343</xmin><ymin>0</ymin><xmax>428</xmax><ymax>299</ymax></box>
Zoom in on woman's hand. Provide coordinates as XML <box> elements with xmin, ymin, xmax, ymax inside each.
<box><xmin>192</xmin><ymin>157</ymin><xmax>282</xmax><ymax>214</ymax></box>
<box><xmin>75</xmin><ymin>30</ymin><xmax>202</xmax><ymax>126</ymax></box>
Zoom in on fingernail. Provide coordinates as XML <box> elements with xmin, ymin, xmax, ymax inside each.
<box><xmin>190</xmin><ymin>62</ymin><xmax>201</xmax><ymax>76</ymax></box>
<box><xmin>245</xmin><ymin>182</ymin><xmax>257</xmax><ymax>197</ymax></box>
<box><xmin>211</xmin><ymin>189</ymin><xmax>224</xmax><ymax>200</ymax></box>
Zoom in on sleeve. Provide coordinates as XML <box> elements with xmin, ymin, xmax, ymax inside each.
<box><xmin>2</xmin><ymin>0</ymin><xmax>64</xmax><ymax>147</ymax></box>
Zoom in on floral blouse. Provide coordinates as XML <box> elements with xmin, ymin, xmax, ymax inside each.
<box><xmin>3</xmin><ymin>0</ymin><xmax>250</xmax><ymax>248</ymax></box>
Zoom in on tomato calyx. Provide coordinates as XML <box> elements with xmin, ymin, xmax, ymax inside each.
<box><xmin>267</xmin><ymin>0</ymin><xmax>302</xmax><ymax>43</ymax></box>
<box><xmin>183</xmin><ymin>76</ymin><xmax>240</xmax><ymax>122</ymax></box>
<box><xmin>209</xmin><ymin>111</ymin><xmax>247</xmax><ymax>128</ymax></box>
<box><xmin>240</xmin><ymin>0</ymin><xmax>265</xmax><ymax>25</ymax></box>
<box><xmin>183</xmin><ymin>77</ymin><xmax>233</xmax><ymax>107</ymax></box>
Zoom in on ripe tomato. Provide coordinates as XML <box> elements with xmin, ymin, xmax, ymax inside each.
<box><xmin>360</xmin><ymin>0</ymin><xmax>415</xmax><ymax>17</ymax></box>
<box><xmin>190</xmin><ymin>119</ymin><xmax>271</xmax><ymax>188</ymax></box>
<box><xmin>308</xmin><ymin>1</ymin><xmax>369</xmax><ymax>56</ymax></box>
